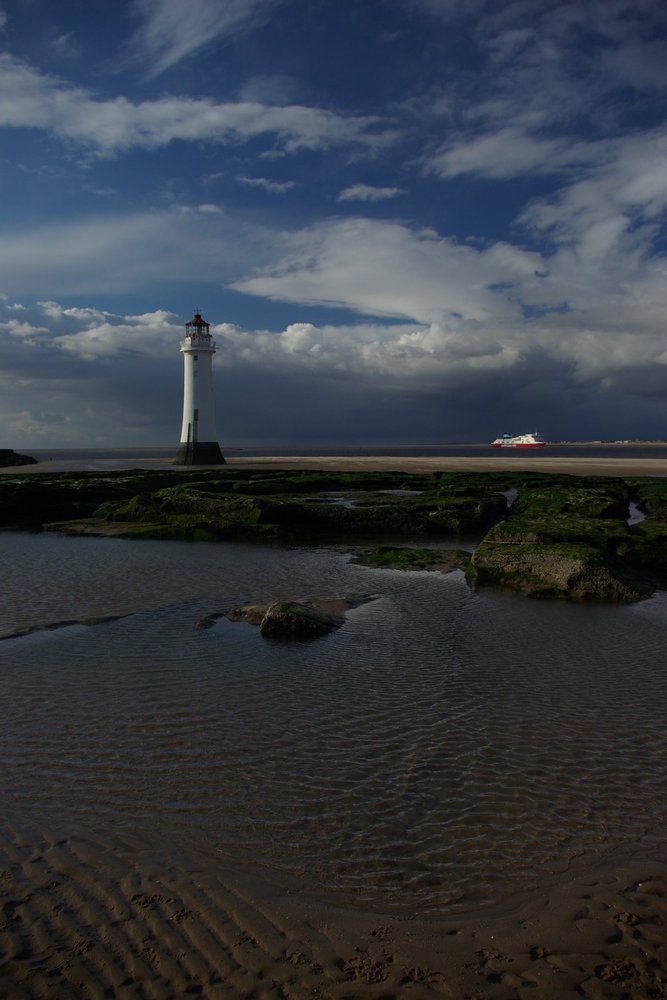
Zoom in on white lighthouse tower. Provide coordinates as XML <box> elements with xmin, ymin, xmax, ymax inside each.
<box><xmin>174</xmin><ymin>311</ymin><xmax>225</xmax><ymax>465</ymax></box>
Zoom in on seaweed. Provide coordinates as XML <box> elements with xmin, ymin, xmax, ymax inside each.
<box><xmin>1</xmin><ymin>467</ymin><xmax>665</xmax><ymax>600</ymax></box>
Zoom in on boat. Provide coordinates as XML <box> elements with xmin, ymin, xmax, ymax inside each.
<box><xmin>491</xmin><ymin>432</ymin><xmax>546</xmax><ymax>449</ymax></box>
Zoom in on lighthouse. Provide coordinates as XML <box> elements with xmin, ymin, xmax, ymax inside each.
<box><xmin>174</xmin><ymin>311</ymin><xmax>225</xmax><ymax>465</ymax></box>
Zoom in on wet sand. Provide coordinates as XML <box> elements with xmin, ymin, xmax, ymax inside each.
<box><xmin>1</xmin><ymin>823</ymin><xmax>664</xmax><ymax>998</ymax></box>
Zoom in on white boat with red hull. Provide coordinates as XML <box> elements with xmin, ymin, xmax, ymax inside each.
<box><xmin>492</xmin><ymin>432</ymin><xmax>546</xmax><ymax>449</ymax></box>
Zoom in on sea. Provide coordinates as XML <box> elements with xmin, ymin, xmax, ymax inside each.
<box><xmin>1</xmin><ymin>445</ymin><xmax>666</xmax><ymax>915</ymax></box>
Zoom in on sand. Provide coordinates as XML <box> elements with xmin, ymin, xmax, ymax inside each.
<box><xmin>0</xmin><ymin>822</ymin><xmax>665</xmax><ymax>999</ymax></box>
<box><xmin>229</xmin><ymin>454</ymin><xmax>667</xmax><ymax>478</ymax></box>
<box><xmin>1</xmin><ymin>450</ymin><xmax>667</xmax><ymax>477</ymax></box>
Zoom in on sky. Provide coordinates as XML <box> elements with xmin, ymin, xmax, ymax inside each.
<box><xmin>1</xmin><ymin>0</ymin><xmax>667</xmax><ymax>448</ymax></box>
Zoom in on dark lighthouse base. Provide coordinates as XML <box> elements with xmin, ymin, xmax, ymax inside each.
<box><xmin>174</xmin><ymin>441</ymin><xmax>226</xmax><ymax>465</ymax></box>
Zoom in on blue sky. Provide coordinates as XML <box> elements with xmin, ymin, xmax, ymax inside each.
<box><xmin>1</xmin><ymin>0</ymin><xmax>667</xmax><ymax>448</ymax></box>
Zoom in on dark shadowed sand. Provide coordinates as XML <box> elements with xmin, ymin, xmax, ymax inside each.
<box><xmin>1</xmin><ymin>823</ymin><xmax>665</xmax><ymax>999</ymax></box>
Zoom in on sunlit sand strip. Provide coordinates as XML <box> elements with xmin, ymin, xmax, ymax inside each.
<box><xmin>1</xmin><ymin>823</ymin><xmax>665</xmax><ymax>998</ymax></box>
<box><xmin>227</xmin><ymin>454</ymin><xmax>667</xmax><ymax>477</ymax></box>
<box><xmin>2</xmin><ymin>454</ymin><xmax>667</xmax><ymax>476</ymax></box>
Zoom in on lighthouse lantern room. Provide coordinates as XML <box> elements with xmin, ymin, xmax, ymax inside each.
<box><xmin>174</xmin><ymin>311</ymin><xmax>225</xmax><ymax>465</ymax></box>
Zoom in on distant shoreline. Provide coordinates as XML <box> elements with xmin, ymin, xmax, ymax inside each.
<box><xmin>10</xmin><ymin>439</ymin><xmax>667</xmax><ymax>454</ymax></box>
<box><xmin>2</xmin><ymin>442</ymin><xmax>667</xmax><ymax>478</ymax></box>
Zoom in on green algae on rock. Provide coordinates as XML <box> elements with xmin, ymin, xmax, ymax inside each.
<box><xmin>469</xmin><ymin>541</ymin><xmax>650</xmax><ymax>602</ymax></box>
<box><xmin>226</xmin><ymin>595</ymin><xmax>374</xmax><ymax>640</ymax></box>
<box><xmin>2</xmin><ymin>468</ymin><xmax>667</xmax><ymax>603</ymax></box>
<box><xmin>2</xmin><ymin>468</ymin><xmax>506</xmax><ymax>541</ymax></box>
<box><xmin>351</xmin><ymin>546</ymin><xmax>471</xmax><ymax>573</ymax></box>
<box><xmin>468</xmin><ymin>478</ymin><xmax>655</xmax><ymax>601</ymax></box>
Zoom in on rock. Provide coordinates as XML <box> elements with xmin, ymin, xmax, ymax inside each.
<box><xmin>469</xmin><ymin>541</ymin><xmax>650</xmax><ymax>602</ymax></box>
<box><xmin>0</xmin><ymin>449</ymin><xmax>37</xmax><ymax>467</ymax></box>
<box><xmin>226</xmin><ymin>594</ymin><xmax>373</xmax><ymax>640</ymax></box>
<box><xmin>195</xmin><ymin>616</ymin><xmax>218</xmax><ymax>629</ymax></box>
<box><xmin>259</xmin><ymin>602</ymin><xmax>336</xmax><ymax>639</ymax></box>
<box><xmin>226</xmin><ymin>602</ymin><xmax>269</xmax><ymax>626</ymax></box>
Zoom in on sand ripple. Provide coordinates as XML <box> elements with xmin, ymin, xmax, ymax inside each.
<box><xmin>1</xmin><ymin>824</ymin><xmax>665</xmax><ymax>998</ymax></box>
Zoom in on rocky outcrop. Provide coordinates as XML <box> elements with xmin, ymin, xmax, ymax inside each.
<box><xmin>3</xmin><ymin>467</ymin><xmax>667</xmax><ymax>603</ymax></box>
<box><xmin>469</xmin><ymin>541</ymin><xmax>650</xmax><ymax>602</ymax></box>
<box><xmin>258</xmin><ymin>602</ymin><xmax>337</xmax><ymax>639</ymax></box>
<box><xmin>466</xmin><ymin>478</ymin><xmax>656</xmax><ymax>602</ymax></box>
<box><xmin>0</xmin><ymin>449</ymin><xmax>36</xmax><ymax>467</ymax></box>
<box><xmin>226</xmin><ymin>595</ymin><xmax>373</xmax><ymax>640</ymax></box>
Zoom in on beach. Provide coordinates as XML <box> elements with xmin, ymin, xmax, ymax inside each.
<box><xmin>2</xmin><ymin>449</ymin><xmax>667</xmax><ymax>478</ymax></box>
<box><xmin>231</xmin><ymin>453</ymin><xmax>667</xmax><ymax>478</ymax></box>
<box><xmin>1</xmin><ymin>449</ymin><xmax>666</xmax><ymax>998</ymax></box>
<box><xmin>1</xmin><ymin>822</ymin><xmax>665</xmax><ymax>998</ymax></box>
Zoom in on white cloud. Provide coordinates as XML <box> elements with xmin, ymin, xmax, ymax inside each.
<box><xmin>212</xmin><ymin>305</ymin><xmax>667</xmax><ymax>391</ymax></box>
<box><xmin>233</xmin><ymin>216</ymin><xmax>539</xmax><ymax>324</ymax></box>
<box><xmin>238</xmin><ymin>176</ymin><xmax>298</xmax><ymax>193</ymax></box>
<box><xmin>54</xmin><ymin>319</ymin><xmax>175</xmax><ymax>361</ymax></box>
<box><xmin>518</xmin><ymin>127</ymin><xmax>667</xmax><ymax>252</ymax></box>
<box><xmin>0</xmin><ymin>296</ymin><xmax>525</xmax><ymax>387</ymax></box>
<box><xmin>225</xmin><ymin>209</ymin><xmax>667</xmax><ymax>394</ymax></box>
<box><xmin>1</xmin><ymin>186</ymin><xmax>665</xmax><ymax>402</ymax></box>
<box><xmin>0</xmin><ymin>54</ymin><xmax>390</xmax><ymax>156</ymax></box>
<box><xmin>128</xmin><ymin>0</ymin><xmax>284</xmax><ymax>77</ymax></box>
<box><xmin>0</xmin><ymin>316</ymin><xmax>50</xmax><ymax>341</ymax></box>
<box><xmin>211</xmin><ymin>317</ymin><xmax>523</xmax><ymax>384</ymax></box>
<box><xmin>38</xmin><ymin>302</ymin><xmax>109</xmax><ymax>324</ymax></box>
<box><xmin>416</xmin><ymin>0</ymin><xmax>667</xmax><ymax>192</ymax></box>
<box><xmin>0</xmin><ymin>301</ymin><xmax>180</xmax><ymax>362</ymax></box>
<box><xmin>419</xmin><ymin>111</ymin><xmax>667</xmax><ymax>369</ymax></box>
<box><xmin>337</xmin><ymin>184</ymin><xmax>407</xmax><ymax>202</ymax></box>
<box><xmin>49</xmin><ymin>32</ymin><xmax>79</xmax><ymax>59</ymax></box>
<box><xmin>426</xmin><ymin>128</ymin><xmax>601</xmax><ymax>181</ymax></box>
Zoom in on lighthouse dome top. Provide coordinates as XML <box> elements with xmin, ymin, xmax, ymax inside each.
<box><xmin>187</xmin><ymin>311</ymin><xmax>209</xmax><ymax>330</ymax></box>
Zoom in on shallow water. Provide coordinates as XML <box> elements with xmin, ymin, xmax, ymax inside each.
<box><xmin>1</xmin><ymin>531</ymin><xmax>665</xmax><ymax>912</ymax></box>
